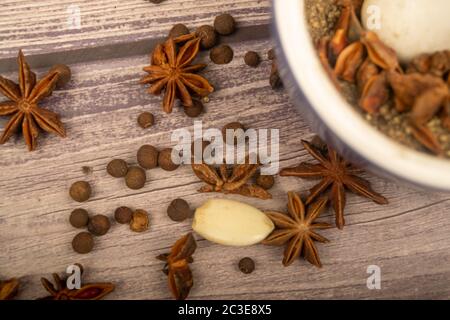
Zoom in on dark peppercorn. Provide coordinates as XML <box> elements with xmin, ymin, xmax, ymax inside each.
<box><xmin>125</xmin><ymin>166</ymin><xmax>147</xmax><ymax>190</ymax></box>
<box><xmin>49</xmin><ymin>64</ymin><xmax>72</xmax><ymax>88</ymax></box>
<box><xmin>214</xmin><ymin>13</ymin><xmax>236</xmax><ymax>35</ymax></box>
<box><xmin>167</xmin><ymin>198</ymin><xmax>192</xmax><ymax>222</ymax></box>
<box><xmin>114</xmin><ymin>206</ymin><xmax>133</xmax><ymax>224</ymax></box>
<box><xmin>70</xmin><ymin>209</ymin><xmax>89</xmax><ymax>228</ymax></box>
<box><xmin>72</xmin><ymin>232</ymin><xmax>94</xmax><ymax>254</ymax></box>
<box><xmin>255</xmin><ymin>174</ymin><xmax>275</xmax><ymax>190</ymax></box>
<box><xmin>238</xmin><ymin>257</ymin><xmax>255</xmax><ymax>274</ymax></box>
<box><xmin>69</xmin><ymin>181</ymin><xmax>92</xmax><ymax>203</ymax></box>
<box><xmin>88</xmin><ymin>214</ymin><xmax>111</xmax><ymax>236</ymax></box>
<box><xmin>107</xmin><ymin>159</ymin><xmax>128</xmax><ymax>178</ymax></box>
<box><xmin>268</xmin><ymin>48</ymin><xmax>276</xmax><ymax>60</ymax></box>
<box><xmin>158</xmin><ymin>148</ymin><xmax>179</xmax><ymax>171</ymax></box>
<box><xmin>184</xmin><ymin>99</ymin><xmax>204</xmax><ymax>118</ymax></box>
<box><xmin>169</xmin><ymin>23</ymin><xmax>190</xmax><ymax>38</ymax></box>
<box><xmin>137</xmin><ymin>145</ymin><xmax>159</xmax><ymax>169</ymax></box>
<box><xmin>195</xmin><ymin>25</ymin><xmax>217</xmax><ymax>49</ymax></box>
<box><xmin>82</xmin><ymin>166</ymin><xmax>92</xmax><ymax>175</ymax></box>
<box><xmin>210</xmin><ymin>45</ymin><xmax>234</xmax><ymax>65</ymax></box>
<box><xmin>244</xmin><ymin>51</ymin><xmax>260</xmax><ymax>67</ymax></box>
<box><xmin>222</xmin><ymin>122</ymin><xmax>245</xmax><ymax>145</ymax></box>
<box><xmin>137</xmin><ymin>112</ymin><xmax>155</xmax><ymax>129</ymax></box>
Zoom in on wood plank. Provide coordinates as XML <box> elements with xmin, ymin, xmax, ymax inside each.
<box><xmin>0</xmin><ymin>0</ymin><xmax>272</xmax><ymax>58</ymax></box>
<box><xmin>1</xmin><ymin>0</ymin><xmax>450</xmax><ymax>300</ymax></box>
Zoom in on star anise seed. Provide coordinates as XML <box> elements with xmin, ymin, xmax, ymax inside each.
<box><xmin>157</xmin><ymin>233</ymin><xmax>197</xmax><ymax>300</ymax></box>
<box><xmin>280</xmin><ymin>140</ymin><xmax>388</xmax><ymax>229</ymax></box>
<box><xmin>141</xmin><ymin>36</ymin><xmax>214</xmax><ymax>113</ymax></box>
<box><xmin>0</xmin><ymin>50</ymin><xmax>68</xmax><ymax>151</ymax></box>
<box><xmin>38</xmin><ymin>264</ymin><xmax>114</xmax><ymax>300</ymax></box>
<box><xmin>191</xmin><ymin>156</ymin><xmax>272</xmax><ymax>200</ymax></box>
<box><xmin>0</xmin><ymin>278</ymin><xmax>20</xmax><ymax>300</ymax></box>
<box><xmin>263</xmin><ymin>192</ymin><xmax>331</xmax><ymax>268</ymax></box>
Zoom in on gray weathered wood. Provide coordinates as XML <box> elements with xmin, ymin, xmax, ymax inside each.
<box><xmin>1</xmin><ymin>0</ymin><xmax>450</xmax><ymax>300</ymax></box>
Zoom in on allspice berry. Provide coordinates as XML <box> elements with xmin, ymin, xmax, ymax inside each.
<box><xmin>169</xmin><ymin>23</ymin><xmax>190</xmax><ymax>38</ymax></box>
<box><xmin>130</xmin><ymin>209</ymin><xmax>149</xmax><ymax>232</ymax></box>
<box><xmin>72</xmin><ymin>232</ymin><xmax>94</xmax><ymax>254</ymax></box>
<box><xmin>70</xmin><ymin>209</ymin><xmax>89</xmax><ymax>228</ymax></box>
<box><xmin>238</xmin><ymin>257</ymin><xmax>255</xmax><ymax>274</ymax></box>
<box><xmin>244</xmin><ymin>51</ymin><xmax>260</xmax><ymax>67</ymax></box>
<box><xmin>256</xmin><ymin>174</ymin><xmax>275</xmax><ymax>190</ymax></box>
<box><xmin>214</xmin><ymin>13</ymin><xmax>236</xmax><ymax>35</ymax></box>
<box><xmin>167</xmin><ymin>198</ymin><xmax>192</xmax><ymax>222</ymax></box>
<box><xmin>137</xmin><ymin>145</ymin><xmax>159</xmax><ymax>170</ymax></box>
<box><xmin>88</xmin><ymin>214</ymin><xmax>111</xmax><ymax>236</ymax></box>
<box><xmin>183</xmin><ymin>99</ymin><xmax>204</xmax><ymax>118</ymax></box>
<box><xmin>107</xmin><ymin>159</ymin><xmax>128</xmax><ymax>178</ymax></box>
<box><xmin>137</xmin><ymin>112</ymin><xmax>155</xmax><ymax>129</ymax></box>
<box><xmin>210</xmin><ymin>45</ymin><xmax>234</xmax><ymax>65</ymax></box>
<box><xmin>195</xmin><ymin>25</ymin><xmax>217</xmax><ymax>49</ymax></box>
<box><xmin>69</xmin><ymin>181</ymin><xmax>92</xmax><ymax>202</ymax></box>
<box><xmin>49</xmin><ymin>64</ymin><xmax>72</xmax><ymax>88</ymax></box>
<box><xmin>158</xmin><ymin>148</ymin><xmax>179</xmax><ymax>171</ymax></box>
<box><xmin>114</xmin><ymin>206</ymin><xmax>133</xmax><ymax>224</ymax></box>
<box><xmin>125</xmin><ymin>166</ymin><xmax>147</xmax><ymax>190</ymax></box>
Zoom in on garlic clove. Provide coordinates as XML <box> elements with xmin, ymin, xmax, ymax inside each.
<box><xmin>361</xmin><ymin>0</ymin><xmax>450</xmax><ymax>62</ymax></box>
<box><xmin>192</xmin><ymin>199</ymin><xmax>275</xmax><ymax>247</ymax></box>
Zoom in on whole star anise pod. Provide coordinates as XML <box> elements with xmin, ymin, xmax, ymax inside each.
<box><xmin>0</xmin><ymin>50</ymin><xmax>68</xmax><ymax>151</ymax></box>
<box><xmin>191</xmin><ymin>156</ymin><xmax>272</xmax><ymax>200</ymax></box>
<box><xmin>140</xmin><ymin>35</ymin><xmax>214</xmax><ymax>113</ymax></box>
<box><xmin>280</xmin><ymin>140</ymin><xmax>388</xmax><ymax>229</ymax></box>
<box><xmin>39</xmin><ymin>265</ymin><xmax>114</xmax><ymax>300</ymax></box>
<box><xmin>156</xmin><ymin>233</ymin><xmax>197</xmax><ymax>300</ymax></box>
<box><xmin>0</xmin><ymin>278</ymin><xmax>20</xmax><ymax>300</ymax></box>
<box><xmin>263</xmin><ymin>192</ymin><xmax>331</xmax><ymax>268</ymax></box>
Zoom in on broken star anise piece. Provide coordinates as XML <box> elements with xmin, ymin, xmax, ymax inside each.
<box><xmin>141</xmin><ymin>36</ymin><xmax>214</xmax><ymax>113</ymax></box>
<box><xmin>39</xmin><ymin>264</ymin><xmax>114</xmax><ymax>300</ymax></box>
<box><xmin>191</xmin><ymin>156</ymin><xmax>272</xmax><ymax>200</ymax></box>
<box><xmin>280</xmin><ymin>140</ymin><xmax>388</xmax><ymax>229</ymax></box>
<box><xmin>388</xmin><ymin>71</ymin><xmax>449</xmax><ymax>155</ymax></box>
<box><xmin>263</xmin><ymin>192</ymin><xmax>331</xmax><ymax>268</ymax></box>
<box><xmin>0</xmin><ymin>50</ymin><xmax>68</xmax><ymax>151</ymax></box>
<box><xmin>0</xmin><ymin>278</ymin><xmax>20</xmax><ymax>300</ymax></box>
<box><xmin>156</xmin><ymin>233</ymin><xmax>197</xmax><ymax>300</ymax></box>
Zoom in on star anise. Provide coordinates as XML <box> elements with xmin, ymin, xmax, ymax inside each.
<box><xmin>140</xmin><ymin>35</ymin><xmax>214</xmax><ymax>113</ymax></box>
<box><xmin>263</xmin><ymin>192</ymin><xmax>331</xmax><ymax>268</ymax></box>
<box><xmin>191</xmin><ymin>156</ymin><xmax>272</xmax><ymax>200</ymax></box>
<box><xmin>156</xmin><ymin>233</ymin><xmax>197</xmax><ymax>300</ymax></box>
<box><xmin>388</xmin><ymin>71</ymin><xmax>449</xmax><ymax>155</ymax></box>
<box><xmin>280</xmin><ymin>140</ymin><xmax>388</xmax><ymax>229</ymax></box>
<box><xmin>39</xmin><ymin>265</ymin><xmax>114</xmax><ymax>300</ymax></box>
<box><xmin>0</xmin><ymin>278</ymin><xmax>19</xmax><ymax>300</ymax></box>
<box><xmin>0</xmin><ymin>50</ymin><xmax>67</xmax><ymax>151</ymax></box>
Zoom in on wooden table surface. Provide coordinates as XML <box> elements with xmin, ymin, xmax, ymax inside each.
<box><xmin>1</xmin><ymin>0</ymin><xmax>450</xmax><ymax>300</ymax></box>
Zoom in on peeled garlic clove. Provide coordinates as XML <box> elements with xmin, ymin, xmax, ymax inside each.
<box><xmin>192</xmin><ymin>199</ymin><xmax>274</xmax><ymax>246</ymax></box>
<box><xmin>361</xmin><ymin>0</ymin><xmax>450</xmax><ymax>62</ymax></box>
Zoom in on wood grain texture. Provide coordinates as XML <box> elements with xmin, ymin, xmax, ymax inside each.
<box><xmin>1</xmin><ymin>0</ymin><xmax>450</xmax><ymax>300</ymax></box>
